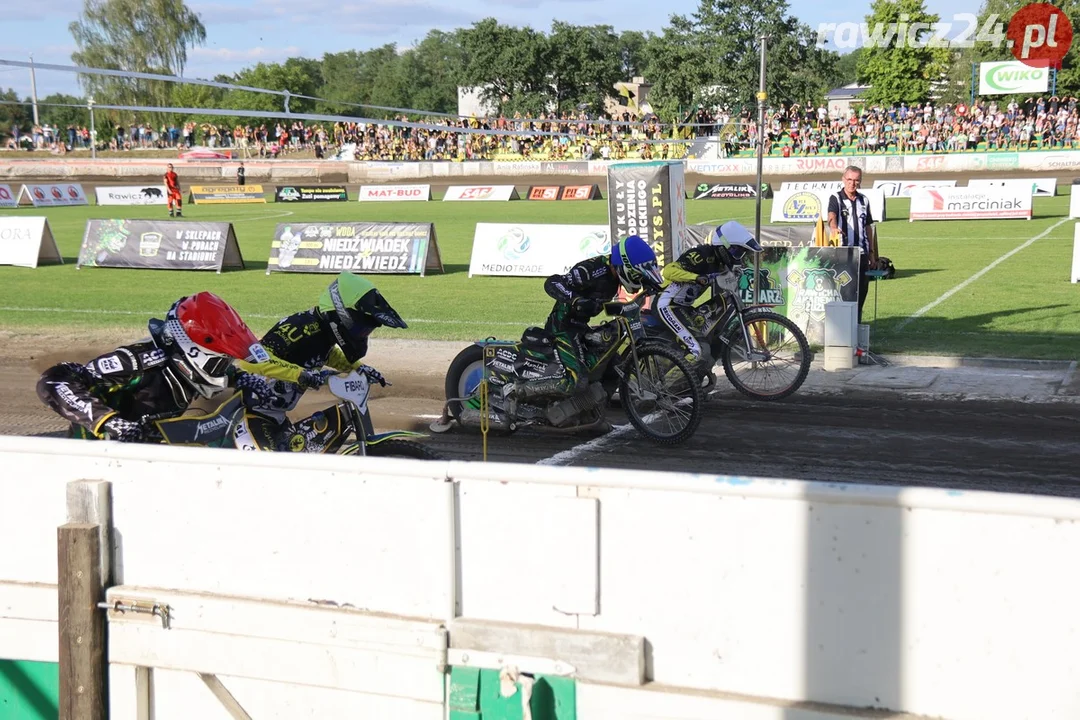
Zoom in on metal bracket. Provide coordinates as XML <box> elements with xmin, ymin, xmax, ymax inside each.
<box><xmin>447</xmin><ymin>648</ymin><xmax>576</xmax><ymax>677</ymax></box>
<box><xmin>98</xmin><ymin>599</ymin><xmax>172</xmax><ymax>629</ymax></box>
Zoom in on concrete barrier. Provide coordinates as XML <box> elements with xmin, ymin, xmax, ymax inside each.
<box><xmin>2</xmin><ymin>148</ymin><xmax>1078</xmax><ymax>183</ymax></box>
<box><xmin>2</xmin><ymin>434</ymin><xmax>1080</xmax><ymax>720</ymax></box>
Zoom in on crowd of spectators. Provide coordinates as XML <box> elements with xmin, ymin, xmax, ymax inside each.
<box><xmin>5</xmin><ymin>95</ymin><xmax>1080</xmax><ymax>160</ymax></box>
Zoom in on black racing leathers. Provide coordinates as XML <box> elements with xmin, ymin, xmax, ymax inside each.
<box><xmin>37</xmin><ymin>340</ymin><xmax>197</xmax><ymax>439</ymax></box>
<box><xmin>542</xmin><ymin>255</ymin><xmax>620</xmax><ymax>392</ymax></box>
<box><xmin>232</xmin><ymin>308</ymin><xmax>374</xmax><ymax>451</ymax></box>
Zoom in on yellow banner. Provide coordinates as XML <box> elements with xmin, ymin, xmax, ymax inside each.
<box><xmin>189</xmin><ymin>185</ymin><xmax>267</xmax><ymax>204</ymax></box>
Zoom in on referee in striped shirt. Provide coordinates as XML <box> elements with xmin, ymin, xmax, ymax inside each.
<box><xmin>827</xmin><ymin>165</ymin><xmax>878</xmax><ymax>322</ymax></box>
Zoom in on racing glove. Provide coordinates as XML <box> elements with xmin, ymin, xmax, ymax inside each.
<box><xmin>572</xmin><ymin>297</ymin><xmax>604</xmax><ymax>316</ymax></box>
<box><xmin>358</xmin><ymin>365</ymin><xmax>387</xmax><ymax>387</ymax></box>
<box><xmin>101</xmin><ymin>417</ymin><xmax>144</xmax><ymax>443</ymax></box>
<box><xmin>233</xmin><ymin>371</ymin><xmax>276</xmax><ymax>400</ymax></box>
<box><xmin>297</xmin><ymin>368</ymin><xmax>335</xmax><ymax>390</ymax></box>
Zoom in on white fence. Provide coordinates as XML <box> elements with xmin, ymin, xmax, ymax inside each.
<box><xmin>3</xmin><ymin>435</ymin><xmax>1080</xmax><ymax>719</ymax></box>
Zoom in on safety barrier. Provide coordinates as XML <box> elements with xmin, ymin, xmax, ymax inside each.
<box><xmin>2</xmin><ymin>148</ymin><xmax>1079</xmax><ymax>183</ymax></box>
<box><xmin>2</xmin><ymin>434</ymin><xmax>1080</xmax><ymax>720</ymax></box>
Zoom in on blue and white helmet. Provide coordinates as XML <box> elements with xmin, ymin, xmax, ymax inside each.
<box><xmin>712</xmin><ymin>221</ymin><xmax>762</xmax><ymax>264</ymax></box>
<box><xmin>611</xmin><ymin>235</ymin><xmax>663</xmax><ymax>292</ymax></box>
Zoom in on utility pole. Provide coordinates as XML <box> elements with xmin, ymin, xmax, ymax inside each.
<box><xmin>753</xmin><ymin>35</ymin><xmax>768</xmax><ymax>306</ymax></box>
<box><xmin>29</xmin><ymin>53</ymin><xmax>40</xmax><ymax>125</ymax></box>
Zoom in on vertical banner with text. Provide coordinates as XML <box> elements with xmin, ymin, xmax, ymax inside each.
<box><xmin>606</xmin><ymin>161</ymin><xmax>687</xmax><ymax>267</ymax></box>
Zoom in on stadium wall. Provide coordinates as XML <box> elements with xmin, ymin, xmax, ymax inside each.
<box><xmin>2</xmin><ymin>436</ymin><xmax>1080</xmax><ymax>719</ymax></box>
<box><xmin>2</xmin><ymin>149</ymin><xmax>1080</xmax><ymax>182</ymax></box>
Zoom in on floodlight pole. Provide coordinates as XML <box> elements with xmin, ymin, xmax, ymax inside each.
<box><xmin>753</xmin><ymin>35</ymin><xmax>768</xmax><ymax>306</ymax></box>
<box><xmin>87</xmin><ymin>97</ymin><xmax>96</xmax><ymax>159</ymax></box>
<box><xmin>29</xmin><ymin>53</ymin><xmax>39</xmax><ymax>126</ymax></box>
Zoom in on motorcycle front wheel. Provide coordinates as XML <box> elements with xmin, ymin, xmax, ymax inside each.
<box><xmin>618</xmin><ymin>344</ymin><xmax>703</xmax><ymax>445</ymax></box>
<box><xmin>719</xmin><ymin>311</ymin><xmax>811</xmax><ymax>401</ymax></box>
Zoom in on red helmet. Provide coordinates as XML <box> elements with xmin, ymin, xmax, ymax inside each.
<box><xmin>162</xmin><ymin>292</ymin><xmax>267</xmax><ymax>397</ymax></box>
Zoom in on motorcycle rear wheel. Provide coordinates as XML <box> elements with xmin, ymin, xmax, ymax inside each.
<box><xmin>720</xmin><ymin>311</ymin><xmax>811</xmax><ymax>401</ymax></box>
<box><xmin>444</xmin><ymin>344</ymin><xmax>487</xmax><ymax>420</ymax></box>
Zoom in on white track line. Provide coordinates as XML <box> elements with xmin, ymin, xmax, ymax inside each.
<box><xmin>536</xmin><ymin>422</ymin><xmax>638</xmax><ymax>466</ymax></box>
<box><xmin>894</xmin><ymin>216</ymin><xmax>1071</xmax><ymax>332</ymax></box>
<box><xmin>229</xmin><ymin>209</ymin><xmax>295</xmax><ymax>223</ymax></box>
<box><xmin>0</xmin><ymin>305</ymin><xmax>530</xmax><ymax>326</ymax></box>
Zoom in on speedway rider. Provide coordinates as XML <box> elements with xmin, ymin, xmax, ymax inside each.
<box><xmin>503</xmin><ymin>234</ymin><xmax>663</xmax><ymax>402</ymax></box>
<box><xmin>656</xmin><ymin>221</ymin><xmax>762</xmax><ymax>371</ymax></box>
<box><xmin>35</xmin><ymin>291</ymin><xmax>314</xmax><ymax>442</ymax></box>
<box><xmin>230</xmin><ymin>271</ymin><xmax>407</xmax><ymax>451</ymax></box>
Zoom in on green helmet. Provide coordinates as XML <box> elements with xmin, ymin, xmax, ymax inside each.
<box><xmin>318</xmin><ymin>272</ymin><xmax>407</xmax><ymax>362</ymax></box>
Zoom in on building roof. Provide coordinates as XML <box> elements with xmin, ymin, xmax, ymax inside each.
<box><xmin>826</xmin><ymin>83</ymin><xmax>870</xmax><ymax>100</ymax></box>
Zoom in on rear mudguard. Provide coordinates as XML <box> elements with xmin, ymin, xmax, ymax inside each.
<box><xmin>339</xmin><ymin>430</ymin><xmax>427</xmax><ymax>455</ymax></box>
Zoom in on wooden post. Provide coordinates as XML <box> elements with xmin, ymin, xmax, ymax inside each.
<box><xmin>58</xmin><ymin>522</ymin><xmax>106</xmax><ymax>720</ymax></box>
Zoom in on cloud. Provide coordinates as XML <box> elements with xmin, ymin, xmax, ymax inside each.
<box><xmin>4</xmin><ymin>1</ymin><xmax>82</xmax><ymax>22</ymax></box>
<box><xmin>189</xmin><ymin>45</ymin><xmax>302</xmax><ymax>62</ymax></box>
<box><xmin>480</xmin><ymin>0</ymin><xmax>601</xmax><ymax>7</ymax></box>
<box><xmin>203</xmin><ymin>0</ymin><xmax>478</xmax><ymax>33</ymax></box>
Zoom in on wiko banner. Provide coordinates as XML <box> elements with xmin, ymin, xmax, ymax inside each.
<box><xmin>267</xmin><ymin>222</ymin><xmax>443</xmax><ymax>275</ymax></box>
<box><xmin>77</xmin><ymin>220</ymin><xmax>245</xmax><ymax>272</ymax></box>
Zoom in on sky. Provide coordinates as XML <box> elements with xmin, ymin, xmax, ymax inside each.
<box><xmin>0</xmin><ymin>0</ymin><xmax>983</xmax><ymax>102</ymax></box>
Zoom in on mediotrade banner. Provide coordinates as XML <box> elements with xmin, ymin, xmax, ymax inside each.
<box><xmin>17</xmin><ymin>183</ymin><xmax>88</xmax><ymax>207</ymax></box>
<box><xmin>188</xmin><ymin>185</ymin><xmax>266</xmax><ymax>204</ymax></box>
<box><xmin>94</xmin><ymin>185</ymin><xmax>168</xmax><ymax>206</ymax></box>
<box><xmin>0</xmin><ymin>184</ymin><xmax>16</xmax><ymax>208</ymax></box>
<box><xmin>274</xmin><ymin>185</ymin><xmax>348</xmax><ymax>202</ymax></box>
<box><xmin>909</xmin><ymin>186</ymin><xmax>1032</xmax><ymax>221</ymax></box>
<box><xmin>967</xmin><ymin>177</ymin><xmax>1058</xmax><ymax>197</ymax></box>
<box><xmin>443</xmin><ymin>185</ymin><xmax>520</xmax><ymax>201</ymax></box>
<box><xmin>770</xmin><ymin>187</ymin><xmax>886</xmax><ymax>224</ymax></box>
<box><xmin>0</xmin><ymin>216</ymin><xmax>63</xmax><ymax>268</ymax></box>
<box><xmin>267</xmin><ymin>222</ymin><xmax>443</xmax><ymax>276</ymax></box>
<box><xmin>872</xmin><ymin>179</ymin><xmax>957</xmax><ymax>198</ymax></box>
<box><xmin>978</xmin><ymin>60</ymin><xmax>1049</xmax><ymax>96</ymax></box>
<box><xmin>357</xmin><ymin>184</ymin><xmax>431</xmax><ymax>201</ymax></box>
<box><xmin>76</xmin><ymin>219</ymin><xmax>245</xmax><ymax>272</ymax></box>
<box><xmin>468</xmin><ymin>223</ymin><xmax>610</xmax><ymax>277</ymax></box>
<box><xmin>607</xmin><ymin>160</ymin><xmax>688</xmax><ymax>266</ymax></box>
<box><xmin>682</xmin><ymin>226</ymin><xmax>859</xmax><ymax>345</ymax></box>
<box><xmin>689</xmin><ymin>182</ymin><xmax>773</xmax><ymax>200</ymax></box>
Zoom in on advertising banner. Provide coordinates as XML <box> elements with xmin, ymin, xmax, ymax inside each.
<box><xmin>1070</xmin><ymin>181</ymin><xmax>1080</xmax><ymax>218</ymax></box>
<box><xmin>468</xmin><ymin>223</ymin><xmax>610</xmax><ymax>277</ymax></box>
<box><xmin>17</xmin><ymin>183</ymin><xmax>88</xmax><ymax>207</ymax></box>
<box><xmin>527</xmin><ymin>185</ymin><xmax>562</xmax><ymax>201</ymax></box>
<box><xmin>0</xmin><ymin>217</ymin><xmax>63</xmax><ymax>268</ymax></box>
<box><xmin>77</xmin><ymin>220</ymin><xmax>245</xmax><ymax>271</ymax></box>
<box><xmin>1073</xmin><ymin>224</ymin><xmax>1080</xmax><ymax>284</ymax></box>
<box><xmin>607</xmin><ymin>160</ymin><xmax>688</xmax><ymax>266</ymax></box>
<box><xmin>689</xmin><ymin>182</ymin><xmax>773</xmax><ymax>200</ymax></box>
<box><xmin>274</xmin><ymin>185</ymin><xmax>348</xmax><ymax>202</ymax></box>
<box><xmin>560</xmin><ymin>185</ymin><xmax>602</xmax><ymax>200</ymax></box>
<box><xmin>540</xmin><ymin>161</ymin><xmax>590</xmax><ymax>175</ymax></box>
<box><xmin>978</xmin><ymin>61</ymin><xmax>1049</xmax><ymax>96</ymax></box>
<box><xmin>443</xmin><ymin>185</ymin><xmax>520</xmax><ymax>201</ymax></box>
<box><xmin>0</xmin><ymin>184</ymin><xmax>20</xmax><ymax>208</ymax></box>
<box><xmin>967</xmin><ymin>177</ymin><xmax>1057</xmax><ymax>197</ymax></box>
<box><xmin>188</xmin><ymin>185</ymin><xmax>266</xmax><ymax>204</ymax></box>
<box><xmin>872</xmin><ymin>179</ymin><xmax>957</xmax><ymax>198</ymax></box>
<box><xmin>266</xmin><ymin>222</ymin><xmax>443</xmax><ymax>276</ymax></box>
<box><xmin>909</xmin><ymin>186</ymin><xmax>1032</xmax><ymax>220</ymax></box>
<box><xmin>94</xmin><ymin>185</ymin><xmax>168</xmax><ymax>206</ymax></box>
<box><xmin>771</xmin><ymin>187</ymin><xmax>886</xmax><ymax>224</ymax></box>
<box><xmin>356</xmin><ymin>184</ymin><xmax>431</xmax><ymax>202</ymax></box>
<box><xmin>685</xmin><ymin>223</ymin><xmax>814</xmax><ymax>248</ymax></box>
<box><xmin>682</xmin><ymin>227</ymin><xmax>859</xmax><ymax>344</ymax></box>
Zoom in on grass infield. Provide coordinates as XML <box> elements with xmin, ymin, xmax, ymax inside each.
<box><xmin>1</xmin><ymin>190</ymin><xmax>1078</xmax><ymax>360</ymax></box>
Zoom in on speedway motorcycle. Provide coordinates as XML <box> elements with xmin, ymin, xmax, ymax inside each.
<box><xmin>430</xmin><ymin>297</ymin><xmax>704</xmax><ymax>445</ymax></box>
<box><xmin>641</xmin><ymin>271</ymin><xmax>811</xmax><ymax>401</ymax></box>
<box><xmin>140</xmin><ymin>369</ymin><xmax>442</xmax><ymax>459</ymax></box>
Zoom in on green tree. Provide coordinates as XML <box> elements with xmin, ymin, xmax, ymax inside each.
<box><xmin>69</xmin><ymin>0</ymin><xmax>207</xmax><ymax>112</ymax></box>
<box><xmin>834</xmin><ymin>48</ymin><xmax>864</xmax><ymax>85</ymax></box>
<box><xmin>458</xmin><ymin>18</ymin><xmax>551</xmax><ymax>114</ymax></box>
<box><xmin>400</xmin><ymin>30</ymin><xmax>467</xmax><ymax>115</ymax></box>
<box><xmin>856</xmin><ymin>0</ymin><xmax>952</xmax><ymax>105</ymax></box>
<box><xmin>546</xmin><ymin>22</ymin><xmax>622</xmax><ymax>113</ymax></box>
<box><xmin>644</xmin><ymin>0</ymin><xmax>837</xmax><ymax>118</ymax></box>
<box><xmin>0</xmin><ymin>89</ymin><xmax>32</xmax><ymax>141</ymax></box>
<box><xmin>38</xmin><ymin>94</ymin><xmax>89</xmax><ymax>131</ymax></box>
<box><xmin>222</xmin><ymin>58</ymin><xmax>320</xmax><ymax>115</ymax></box>
<box><xmin>617</xmin><ymin>31</ymin><xmax>652</xmax><ymax>79</ymax></box>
